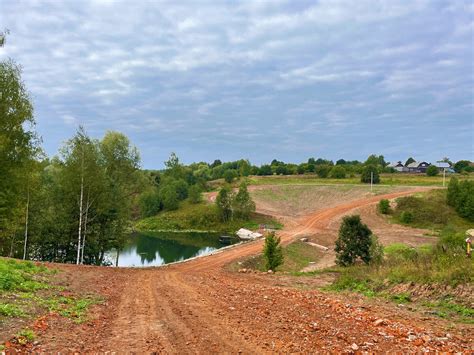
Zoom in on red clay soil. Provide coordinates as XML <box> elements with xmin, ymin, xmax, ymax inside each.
<box><xmin>7</xmin><ymin>188</ymin><xmax>473</xmax><ymax>353</ymax></box>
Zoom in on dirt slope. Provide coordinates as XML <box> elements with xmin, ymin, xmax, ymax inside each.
<box><xmin>11</xmin><ymin>187</ymin><xmax>473</xmax><ymax>352</ymax></box>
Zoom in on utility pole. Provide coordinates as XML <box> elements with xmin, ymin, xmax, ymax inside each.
<box><xmin>443</xmin><ymin>168</ymin><xmax>446</xmax><ymax>187</ymax></box>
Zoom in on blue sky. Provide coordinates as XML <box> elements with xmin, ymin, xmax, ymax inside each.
<box><xmin>1</xmin><ymin>0</ymin><xmax>473</xmax><ymax>168</ymax></box>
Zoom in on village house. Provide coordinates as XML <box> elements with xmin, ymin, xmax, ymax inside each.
<box><xmin>406</xmin><ymin>161</ymin><xmax>431</xmax><ymax>173</ymax></box>
<box><xmin>387</xmin><ymin>161</ymin><xmax>408</xmax><ymax>172</ymax></box>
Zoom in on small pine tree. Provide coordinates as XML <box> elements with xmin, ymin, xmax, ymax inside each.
<box><xmin>335</xmin><ymin>215</ymin><xmax>373</xmax><ymax>266</ymax></box>
<box><xmin>216</xmin><ymin>185</ymin><xmax>233</xmax><ymax>222</ymax></box>
<box><xmin>232</xmin><ymin>182</ymin><xmax>256</xmax><ymax>220</ymax></box>
<box><xmin>263</xmin><ymin>232</ymin><xmax>284</xmax><ymax>271</ymax></box>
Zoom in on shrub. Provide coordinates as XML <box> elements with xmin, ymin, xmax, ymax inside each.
<box><xmin>224</xmin><ymin>169</ymin><xmax>238</xmax><ymax>183</ymax></box>
<box><xmin>263</xmin><ymin>232</ymin><xmax>284</xmax><ymax>271</ymax></box>
<box><xmin>138</xmin><ymin>190</ymin><xmax>162</xmax><ymax>217</ymax></box>
<box><xmin>188</xmin><ymin>185</ymin><xmax>202</xmax><ymax>204</ymax></box>
<box><xmin>335</xmin><ymin>215</ymin><xmax>373</xmax><ymax>266</ymax></box>
<box><xmin>447</xmin><ymin>179</ymin><xmax>474</xmax><ymax>221</ymax></box>
<box><xmin>378</xmin><ymin>199</ymin><xmax>390</xmax><ymax>214</ymax></box>
<box><xmin>426</xmin><ymin>165</ymin><xmax>438</xmax><ymax>176</ymax></box>
<box><xmin>369</xmin><ymin>235</ymin><xmax>384</xmax><ymax>265</ymax></box>
<box><xmin>360</xmin><ymin>165</ymin><xmax>380</xmax><ymax>184</ymax></box>
<box><xmin>160</xmin><ymin>185</ymin><xmax>179</xmax><ymax>211</ymax></box>
<box><xmin>330</xmin><ymin>166</ymin><xmax>346</xmax><ymax>179</ymax></box>
<box><xmin>400</xmin><ymin>211</ymin><xmax>413</xmax><ymax>224</ymax></box>
<box><xmin>315</xmin><ymin>164</ymin><xmax>331</xmax><ymax>178</ymax></box>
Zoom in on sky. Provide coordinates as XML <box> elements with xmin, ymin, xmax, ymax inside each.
<box><xmin>1</xmin><ymin>0</ymin><xmax>473</xmax><ymax>168</ymax></box>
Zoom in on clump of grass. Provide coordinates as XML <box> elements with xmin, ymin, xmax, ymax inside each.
<box><xmin>40</xmin><ymin>295</ymin><xmax>99</xmax><ymax>323</ymax></box>
<box><xmin>0</xmin><ymin>303</ymin><xmax>25</xmax><ymax>317</ymax></box>
<box><xmin>16</xmin><ymin>329</ymin><xmax>35</xmax><ymax>345</ymax></box>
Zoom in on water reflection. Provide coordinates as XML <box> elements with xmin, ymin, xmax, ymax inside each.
<box><xmin>106</xmin><ymin>232</ymin><xmax>236</xmax><ymax>267</ymax></box>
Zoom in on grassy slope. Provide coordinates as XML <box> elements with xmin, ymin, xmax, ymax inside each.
<box><xmin>0</xmin><ymin>258</ymin><xmax>101</xmax><ymax>348</ymax></box>
<box><xmin>135</xmin><ymin>201</ymin><xmax>282</xmax><ymax>233</ymax></box>
<box><xmin>235</xmin><ymin>240</ymin><xmax>321</xmax><ymax>273</ymax></box>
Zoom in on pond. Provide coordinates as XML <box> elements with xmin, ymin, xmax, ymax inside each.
<box><xmin>105</xmin><ymin>232</ymin><xmax>238</xmax><ymax>267</ymax></box>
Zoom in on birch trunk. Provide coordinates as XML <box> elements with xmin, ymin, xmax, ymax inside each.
<box><xmin>80</xmin><ymin>191</ymin><xmax>90</xmax><ymax>264</ymax></box>
<box><xmin>23</xmin><ymin>186</ymin><xmax>30</xmax><ymax>260</ymax></box>
<box><xmin>76</xmin><ymin>154</ymin><xmax>84</xmax><ymax>265</ymax></box>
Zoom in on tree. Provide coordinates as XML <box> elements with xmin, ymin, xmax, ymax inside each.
<box><xmin>361</xmin><ymin>165</ymin><xmax>380</xmax><ymax>184</ymax></box>
<box><xmin>426</xmin><ymin>165</ymin><xmax>438</xmax><ymax>176</ymax></box>
<box><xmin>453</xmin><ymin>160</ymin><xmax>471</xmax><ymax>173</ymax></box>
<box><xmin>160</xmin><ymin>184</ymin><xmax>179</xmax><ymax>210</ymax></box>
<box><xmin>0</xmin><ymin>59</ymin><xmax>39</xmax><ymax>250</ymax></box>
<box><xmin>405</xmin><ymin>157</ymin><xmax>416</xmax><ymax>166</ymax></box>
<box><xmin>263</xmin><ymin>232</ymin><xmax>283</xmax><ymax>271</ymax></box>
<box><xmin>330</xmin><ymin>166</ymin><xmax>346</xmax><ymax>179</ymax></box>
<box><xmin>365</xmin><ymin>154</ymin><xmax>386</xmax><ymax>167</ymax></box>
<box><xmin>258</xmin><ymin>164</ymin><xmax>272</xmax><ymax>176</ymax></box>
<box><xmin>188</xmin><ymin>184</ymin><xmax>202</xmax><ymax>204</ymax></box>
<box><xmin>139</xmin><ymin>190</ymin><xmax>162</xmax><ymax>217</ymax></box>
<box><xmin>315</xmin><ymin>164</ymin><xmax>331</xmax><ymax>178</ymax></box>
<box><xmin>224</xmin><ymin>169</ymin><xmax>237</xmax><ymax>183</ymax></box>
<box><xmin>216</xmin><ymin>186</ymin><xmax>233</xmax><ymax>222</ymax></box>
<box><xmin>335</xmin><ymin>215</ymin><xmax>373</xmax><ymax>266</ymax></box>
<box><xmin>232</xmin><ymin>182</ymin><xmax>255</xmax><ymax>220</ymax></box>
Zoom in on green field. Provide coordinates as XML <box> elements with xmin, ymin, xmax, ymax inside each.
<box><xmin>246</xmin><ymin>173</ymin><xmax>473</xmax><ymax>187</ymax></box>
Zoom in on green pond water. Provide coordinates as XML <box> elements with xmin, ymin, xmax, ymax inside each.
<box><xmin>107</xmin><ymin>232</ymin><xmax>238</xmax><ymax>267</ymax></box>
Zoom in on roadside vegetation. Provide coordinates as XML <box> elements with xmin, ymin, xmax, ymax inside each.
<box><xmin>320</xmin><ymin>189</ymin><xmax>474</xmax><ymax>323</ymax></box>
<box><xmin>0</xmin><ymin>258</ymin><xmax>100</xmax><ymax>345</ymax></box>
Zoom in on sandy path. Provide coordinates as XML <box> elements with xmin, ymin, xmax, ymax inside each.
<box><xmin>27</xmin><ymin>187</ymin><xmax>473</xmax><ymax>353</ymax></box>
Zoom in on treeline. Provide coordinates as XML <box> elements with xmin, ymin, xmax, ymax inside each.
<box><xmin>1</xmin><ymin>60</ymin><xmax>147</xmax><ymax>264</ymax></box>
<box><xmin>447</xmin><ymin>178</ymin><xmax>474</xmax><ymax>221</ymax></box>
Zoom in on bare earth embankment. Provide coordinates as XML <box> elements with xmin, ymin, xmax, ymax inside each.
<box><xmin>4</xmin><ymin>185</ymin><xmax>473</xmax><ymax>352</ymax></box>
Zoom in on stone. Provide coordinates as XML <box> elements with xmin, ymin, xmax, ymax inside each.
<box><xmin>373</xmin><ymin>319</ymin><xmax>386</xmax><ymax>326</ymax></box>
<box><xmin>351</xmin><ymin>343</ymin><xmax>359</xmax><ymax>351</ymax></box>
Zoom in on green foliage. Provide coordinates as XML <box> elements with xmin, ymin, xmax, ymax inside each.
<box><xmin>360</xmin><ymin>165</ymin><xmax>380</xmax><ymax>184</ymax></box>
<box><xmin>139</xmin><ymin>190</ymin><xmax>162</xmax><ymax>217</ymax></box>
<box><xmin>232</xmin><ymin>182</ymin><xmax>256</xmax><ymax>220</ymax></box>
<box><xmin>315</xmin><ymin>164</ymin><xmax>331</xmax><ymax>178</ymax></box>
<box><xmin>0</xmin><ymin>303</ymin><xmax>24</xmax><ymax>317</ymax></box>
<box><xmin>400</xmin><ymin>210</ymin><xmax>414</xmax><ymax>224</ymax></box>
<box><xmin>426</xmin><ymin>165</ymin><xmax>439</xmax><ymax>176</ymax></box>
<box><xmin>369</xmin><ymin>235</ymin><xmax>384</xmax><ymax>265</ymax></box>
<box><xmin>335</xmin><ymin>215</ymin><xmax>373</xmax><ymax>266</ymax></box>
<box><xmin>405</xmin><ymin>157</ymin><xmax>416</xmax><ymax>166</ymax></box>
<box><xmin>215</xmin><ymin>186</ymin><xmax>233</xmax><ymax>222</ymax></box>
<box><xmin>160</xmin><ymin>184</ymin><xmax>179</xmax><ymax>211</ymax></box>
<box><xmin>223</xmin><ymin>169</ymin><xmax>238</xmax><ymax>183</ymax></box>
<box><xmin>0</xmin><ymin>259</ymin><xmax>49</xmax><ymax>292</ymax></box>
<box><xmin>263</xmin><ymin>232</ymin><xmax>284</xmax><ymax>271</ymax></box>
<box><xmin>453</xmin><ymin>160</ymin><xmax>471</xmax><ymax>173</ymax></box>
<box><xmin>135</xmin><ymin>201</ymin><xmax>281</xmax><ymax>233</ymax></box>
<box><xmin>188</xmin><ymin>184</ymin><xmax>202</xmax><ymax>204</ymax></box>
<box><xmin>330</xmin><ymin>166</ymin><xmax>346</xmax><ymax>179</ymax></box>
<box><xmin>17</xmin><ymin>329</ymin><xmax>35</xmax><ymax>343</ymax></box>
<box><xmin>378</xmin><ymin>199</ymin><xmax>390</xmax><ymax>214</ymax></box>
<box><xmin>447</xmin><ymin>178</ymin><xmax>474</xmax><ymax>221</ymax></box>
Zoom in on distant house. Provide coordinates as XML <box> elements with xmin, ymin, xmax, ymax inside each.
<box><xmin>406</xmin><ymin>161</ymin><xmax>431</xmax><ymax>173</ymax></box>
<box><xmin>435</xmin><ymin>162</ymin><xmax>455</xmax><ymax>174</ymax></box>
<box><xmin>388</xmin><ymin>161</ymin><xmax>408</xmax><ymax>172</ymax></box>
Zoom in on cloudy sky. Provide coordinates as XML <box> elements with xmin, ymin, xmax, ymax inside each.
<box><xmin>1</xmin><ymin>0</ymin><xmax>473</xmax><ymax>168</ymax></box>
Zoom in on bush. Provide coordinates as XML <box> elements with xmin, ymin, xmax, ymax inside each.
<box><xmin>360</xmin><ymin>165</ymin><xmax>380</xmax><ymax>184</ymax></box>
<box><xmin>138</xmin><ymin>190</ymin><xmax>162</xmax><ymax>217</ymax></box>
<box><xmin>188</xmin><ymin>185</ymin><xmax>202</xmax><ymax>204</ymax></box>
<box><xmin>160</xmin><ymin>185</ymin><xmax>179</xmax><ymax>211</ymax></box>
<box><xmin>263</xmin><ymin>232</ymin><xmax>284</xmax><ymax>271</ymax></box>
<box><xmin>378</xmin><ymin>199</ymin><xmax>390</xmax><ymax>214</ymax></box>
<box><xmin>335</xmin><ymin>215</ymin><xmax>373</xmax><ymax>266</ymax></box>
<box><xmin>224</xmin><ymin>169</ymin><xmax>238</xmax><ymax>183</ymax></box>
<box><xmin>330</xmin><ymin>166</ymin><xmax>346</xmax><ymax>179</ymax></box>
<box><xmin>400</xmin><ymin>211</ymin><xmax>413</xmax><ymax>224</ymax></box>
<box><xmin>315</xmin><ymin>164</ymin><xmax>331</xmax><ymax>178</ymax></box>
<box><xmin>426</xmin><ymin>165</ymin><xmax>438</xmax><ymax>176</ymax></box>
<box><xmin>369</xmin><ymin>235</ymin><xmax>384</xmax><ymax>265</ymax></box>
<box><xmin>447</xmin><ymin>178</ymin><xmax>474</xmax><ymax>221</ymax></box>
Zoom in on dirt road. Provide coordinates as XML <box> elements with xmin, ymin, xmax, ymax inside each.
<box><xmin>26</xmin><ymin>188</ymin><xmax>473</xmax><ymax>352</ymax></box>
